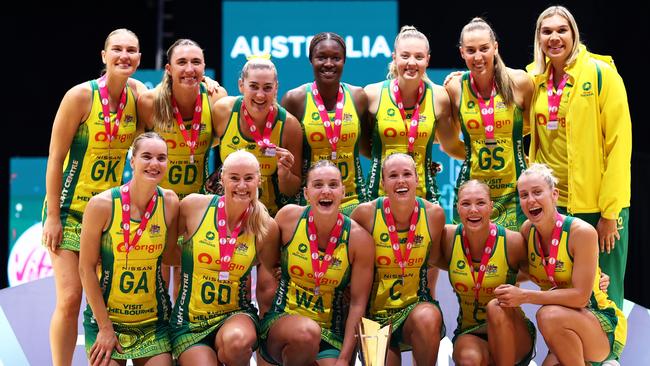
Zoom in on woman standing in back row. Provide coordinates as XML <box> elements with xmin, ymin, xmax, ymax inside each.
<box><xmin>42</xmin><ymin>29</ymin><xmax>149</xmax><ymax>366</ymax></box>
<box><xmin>527</xmin><ymin>5</ymin><xmax>631</xmax><ymax>308</ymax></box>
<box><xmin>282</xmin><ymin>32</ymin><xmax>369</xmax><ymax>215</ymax></box>
<box><xmin>438</xmin><ymin>17</ymin><xmax>533</xmax><ymax>231</ymax></box>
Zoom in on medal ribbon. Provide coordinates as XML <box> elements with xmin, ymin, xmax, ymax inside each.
<box><xmin>216</xmin><ymin>196</ymin><xmax>250</xmax><ymax>273</ymax></box>
<box><xmin>241</xmin><ymin>102</ymin><xmax>277</xmax><ymax>150</ymax></box>
<box><xmin>311</xmin><ymin>82</ymin><xmax>344</xmax><ymax>160</ymax></box>
<box><xmin>461</xmin><ymin>222</ymin><xmax>498</xmax><ymax>301</ymax></box>
<box><xmin>547</xmin><ymin>69</ymin><xmax>569</xmax><ymax>123</ymax></box>
<box><xmin>391</xmin><ymin>79</ymin><xmax>424</xmax><ymax>154</ymax></box>
<box><xmin>382</xmin><ymin>198</ymin><xmax>420</xmax><ymax>277</ymax></box>
<box><xmin>97</xmin><ymin>75</ymin><xmax>127</xmax><ymax>146</ymax></box>
<box><xmin>307</xmin><ymin>209</ymin><xmax>344</xmax><ymax>293</ymax></box>
<box><xmin>534</xmin><ymin>212</ymin><xmax>565</xmax><ymax>288</ymax></box>
<box><xmin>469</xmin><ymin>74</ymin><xmax>497</xmax><ymax>144</ymax></box>
<box><xmin>120</xmin><ymin>183</ymin><xmax>158</xmax><ymax>265</ymax></box>
<box><xmin>171</xmin><ymin>92</ymin><xmax>203</xmax><ymax>163</ymax></box>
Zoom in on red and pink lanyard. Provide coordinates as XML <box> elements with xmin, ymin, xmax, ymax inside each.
<box><xmin>461</xmin><ymin>223</ymin><xmax>498</xmax><ymax>301</ymax></box>
<box><xmin>216</xmin><ymin>196</ymin><xmax>250</xmax><ymax>281</ymax></box>
<box><xmin>307</xmin><ymin>210</ymin><xmax>344</xmax><ymax>295</ymax></box>
<box><xmin>382</xmin><ymin>198</ymin><xmax>420</xmax><ymax>278</ymax></box>
<box><xmin>311</xmin><ymin>82</ymin><xmax>344</xmax><ymax>160</ymax></box>
<box><xmin>469</xmin><ymin>74</ymin><xmax>497</xmax><ymax>146</ymax></box>
<box><xmin>171</xmin><ymin>92</ymin><xmax>203</xmax><ymax>164</ymax></box>
<box><xmin>392</xmin><ymin>79</ymin><xmax>424</xmax><ymax>154</ymax></box>
<box><xmin>546</xmin><ymin>69</ymin><xmax>569</xmax><ymax>130</ymax></box>
<box><xmin>241</xmin><ymin>102</ymin><xmax>277</xmax><ymax>156</ymax></box>
<box><xmin>534</xmin><ymin>212</ymin><xmax>565</xmax><ymax>288</ymax></box>
<box><xmin>97</xmin><ymin>75</ymin><xmax>127</xmax><ymax>146</ymax></box>
<box><xmin>120</xmin><ymin>183</ymin><xmax>157</xmax><ymax>267</ymax></box>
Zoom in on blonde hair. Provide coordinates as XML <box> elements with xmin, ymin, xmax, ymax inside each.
<box><xmin>459</xmin><ymin>17</ymin><xmax>514</xmax><ymax>106</ymax></box>
<box><xmin>153</xmin><ymin>39</ymin><xmax>204</xmax><ymax>132</ymax></box>
<box><xmin>387</xmin><ymin>25</ymin><xmax>431</xmax><ymax>83</ymax></box>
<box><xmin>104</xmin><ymin>28</ymin><xmax>139</xmax><ymax>51</ymax></box>
<box><xmin>457</xmin><ymin>179</ymin><xmax>491</xmax><ymax>199</ymax></box>
<box><xmin>240</xmin><ymin>58</ymin><xmax>278</xmax><ymax>82</ymax></box>
<box><xmin>381</xmin><ymin>153</ymin><xmax>417</xmax><ymax>179</ymax></box>
<box><xmin>222</xmin><ymin>150</ymin><xmax>271</xmax><ymax>240</ymax></box>
<box><xmin>519</xmin><ymin>163</ymin><xmax>559</xmax><ymax>190</ymax></box>
<box><xmin>130</xmin><ymin>131</ymin><xmax>166</xmax><ymax>156</ymax></box>
<box><xmin>306</xmin><ymin>160</ymin><xmax>341</xmax><ymax>184</ymax></box>
<box><xmin>532</xmin><ymin>5</ymin><xmax>582</xmax><ymax>75</ymax></box>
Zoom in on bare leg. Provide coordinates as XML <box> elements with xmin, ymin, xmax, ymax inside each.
<box><xmin>216</xmin><ymin>314</ymin><xmax>258</xmax><ymax>366</ymax></box>
<box><xmin>452</xmin><ymin>333</ymin><xmax>489</xmax><ymax>366</ymax></box>
<box><xmin>134</xmin><ymin>352</ymin><xmax>173</xmax><ymax>366</ymax></box>
<box><xmin>402</xmin><ymin>303</ymin><xmax>443</xmax><ymax>366</ymax></box>
<box><xmin>178</xmin><ymin>344</ymin><xmax>219</xmax><ymax>366</ymax></box>
<box><xmin>266</xmin><ymin>315</ymin><xmax>321</xmax><ymax>366</ymax></box>
<box><xmin>385</xmin><ymin>346</ymin><xmax>402</xmax><ymax>366</ymax></box>
<box><xmin>49</xmin><ymin>249</ymin><xmax>82</xmax><ymax>366</ymax></box>
<box><xmin>486</xmin><ymin>299</ymin><xmax>533</xmax><ymax>366</ymax></box>
<box><xmin>537</xmin><ymin>305</ymin><xmax>610</xmax><ymax>365</ymax></box>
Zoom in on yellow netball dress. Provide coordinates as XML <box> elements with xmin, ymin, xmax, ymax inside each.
<box><xmin>43</xmin><ymin>79</ymin><xmax>138</xmax><ymax>251</ymax></box>
<box><xmin>527</xmin><ymin>216</ymin><xmax>627</xmax><ymax>359</ymax></box>
<box><xmin>219</xmin><ymin>96</ymin><xmax>288</xmax><ymax>216</ymax></box>
<box><xmin>368</xmin><ymin>197</ymin><xmax>443</xmax><ymax>349</ymax></box>
<box><xmin>83</xmin><ymin>187</ymin><xmax>171</xmax><ymax>359</ymax></box>
<box><xmin>157</xmin><ymin>84</ymin><xmax>213</xmax><ymax>200</ymax></box>
<box><xmin>455</xmin><ymin>72</ymin><xmax>527</xmax><ymax>230</ymax></box>
<box><xmin>301</xmin><ymin>83</ymin><xmax>367</xmax><ymax>214</ymax></box>
<box><xmin>260</xmin><ymin>207</ymin><xmax>351</xmax><ymax>359</ymax></box>
<box><xmin>170</xmin><ymin>195</ymin><xmax>258</xmax><ymax>357</ymax></box>
<box><xmin>368</xmin><ymin>81</ymin><xmax>438</xmax><ymax>202</ymax></box>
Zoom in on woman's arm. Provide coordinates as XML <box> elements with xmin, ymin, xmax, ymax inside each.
<box><xmin>277</xmin><ymin>113</ymin><xmax>303</xmax><ymax>196</ymax></box>
<box><xmin>161</xmin><ymin>189</ymin><xmax>180</xmax><ymax>266</ymax></box>
<box><xmin>438</xmin><ymin>79</ymin><xmax>465</xmax><ymax>160</ymax></box>
<box><xmin>256</xmin><ymin>220</ymin><xmax>281</xmax><ymax>316</ymax></box>
<box><xmin>336</xmin><ymin>221</ymin><xmax>375</xmax><ymax>366</ymax></box>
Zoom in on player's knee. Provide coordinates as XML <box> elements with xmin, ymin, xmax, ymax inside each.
<box><xmin>411</xmin><ymin>304</ymin><xmax>442</xmax><ymax>332</ymax></box>
<box><xmin>454</xmin><ymin>347</ymin><xmax>484</xmax><ymax>366</ymax></box>
<box><xmin>486</xmin><ymin>298</ymin><xmax>507</xmax><ymax>323</ymax></box>
<box><xmin>55</xmin><ymin>288</ymin><xmax>82</xmax><ymax>318</ymax></box>
<box><xmin>287</xmin><ymin>319</ymin><xmax>321</xmax><ymax>347</ymax></box>
<box><xmin>536</xmin><ymin>305</ymin><xmax>567</xmax><ymax>335</ymax></box>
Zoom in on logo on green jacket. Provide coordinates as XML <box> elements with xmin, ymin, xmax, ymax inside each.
<box><xmin>582</xmin><ymin>82</ymin><xmax>592</xmax><ymax>91</ymax></box>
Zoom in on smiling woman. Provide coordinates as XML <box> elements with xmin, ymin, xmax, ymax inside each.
<box><xmin>214</xmin><ymin>57</ymin><xmax>303</xmax><ymax>217</ymax></box>
<box><xmin>78</xmin><ymin>132</ymin><xmax>179</xmax><ymax>365</ymax></box>
<box><xmin>281</xmin><ymin>32</ymin><xmax>370</xmax><ymax>215</ymax></box>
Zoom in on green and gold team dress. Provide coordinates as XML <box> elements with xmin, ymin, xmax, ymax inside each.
<box><xmin>368</xmin><ymin>81</ymin><xmax>438</xmax><ymax>202</ymax></box>
<box><xmin>368</xmin><ymin>197</ymin><xmax>443</xmax><ymax>349</ymax></box>
<box><xmin>83</xmin><ymin>187</ymin><xmax>171</xmax><ymax>359</ymax></box>
<box><xmin>170</xmin><ymin>195</ymin><xmax>258</xmax><ymax>357</ymax></box>
<box><xmin>261</xmin><ymin>207</ymin><xmax>352</xmax><ymax>361</ymax></box>
<box><xmin>527</xmin><ymin>216</ymin><xmax>627</xmax><ymax>359</ymax></box>
<box><xmin>156</xmin><ymin>84</ymin><xmax>213</xmax><ymax>200</ymax></box>
<box><xmin>455</xmin><ymin>72</ymin><xmax>527</xmax><ymax>230</ymax></box>
<box><xmin>219</xmin><ymin>97</ymin><xmax>290</xmax><ymax>216</ymax></box>
<box><xmin>43</xmin><ymin>79</ymin><xmax>138</xmax><ymax>251</ymax></box>
<box><xmin>300</xmin><ymin>83</ymin><xmax>367</xmax><ymax>214</ymax></box>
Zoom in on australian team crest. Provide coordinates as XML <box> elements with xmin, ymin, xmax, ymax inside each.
<box><xmin>149</xmin><ymin>224</ymin><xmax>160</xmax><ymax>235</ymax></box>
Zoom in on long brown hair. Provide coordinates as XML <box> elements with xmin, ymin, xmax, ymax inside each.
<box><xmin>153</xmin><ymin>39</ymin><xmax>204</xmax><ymax>132</ymax></box>
<box><xmin>459</xmin><ymin>17</ymin><xmax>514</xmax><ymax>106</ymax></box>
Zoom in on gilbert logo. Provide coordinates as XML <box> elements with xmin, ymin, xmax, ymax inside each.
<box><xmin>387</xmin><ymin>108</ymin><xmax>396</xmax><ymax>117</ymax></box>
<box><xmin>457</xmin><ymin>260</ymin><xmax>466</xmax><ymax>270</ymax></box>
<box><xmin>467</xmin><ymin>101</ymin><xmax>476</xmax><ymax>109</ymax></box>
<box><xmin>582</xmin><ymin>82</ymin><xmax>592</xmax><ymax>91</ymax></box>
<box><xmin>206</xmin><ymin>231</ymin><xmax>215</xmax><ymax>240</ymax></box>
<box><xmin>232</xmin><ymin>136</ymin><xmax>240</xmax><ymax>145</ymax></box>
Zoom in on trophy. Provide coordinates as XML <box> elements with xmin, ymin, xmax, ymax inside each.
<box><xmin>357</xmin><ymin>317</ymin><xmax>391</xmax><ymax>366</ymax></box>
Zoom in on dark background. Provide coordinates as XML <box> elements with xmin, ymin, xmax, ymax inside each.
<box><xmin>2</xmin><ymin>1</ymin><xmax>648</xmax><ymax>307</ymax></box>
